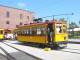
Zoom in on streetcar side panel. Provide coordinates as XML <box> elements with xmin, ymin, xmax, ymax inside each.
<box><xmin>16</xmin><ymin>24</ymin><xmax>48</xmax><ymax>44</ymax></box>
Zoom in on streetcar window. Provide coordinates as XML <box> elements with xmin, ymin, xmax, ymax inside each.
<box><xmin>30</xmin><ymin>29</ymin><xmax>32</xmax><ymax>35</ymax></box>
<box><xmin>21</xmin><ymin>31</ymin><xmax>24</xmax><ymax>35</ymax></box>
<box><xmin>25</xmin><ymin>30</ymin><xmax>29</xmax><ymax>35</ymax></box>
<box><xmin>17</xmin><ymin>31</ymin><xmax>21</xmax><ymax>35</ymax></box>
<box><xmin>24</xmin><ymin>30</ymin><xmax>27</xmax><ymax>35</ymax></box>
<box><xmin>36</xmin><ymin>27</ymin><xmax>46</xmax><ymax>36</ymax></box>
<box><xmin>56</xmin><ymin>26</ymin><xmax>59</xmax><ymax>33</ymax></box>
<box><xmin>32</xmin><ymin>28</ymin><xmax>36</xmax><ymax>35</ymax></box>
<box><xmin>0</xmin><ymin>30</ymin><xmax>3</xmax><ymax>34</ymax></box>
<box><xmin>22</xmin><ymin>30</ymin><xmax>27</xmax><ymax>35</ymax></box>
<box><xmin>63</xmin><ymin>25</ymin><xmax>67</xmax><ymax>33</ymax></box>
<box><xmin>56</xmin><ymin>26</ymin><xmax>62</xmax><ymax>33</ymax></box>
<box><xmin>37</xmin><ymin>28</ymin><xmax>41</xmax><ymax>35</ymax></box>
<box><xmin>41</xmin><ymin>28</ymin><xmax>46</xmax><ymax>35</ymax></box>
<box><xmin>17</xmin><ymin>31</ymin><xmax>20</xmax><ymax>35</ymax></box>
<box><xmin>19</xmin><ymin>31</ymin><xmax>22</xmax><ymax>35</ymax></box>
<box><xmin>59</xmin><ymin>26</ymin><xmax>62</xmax><ymax>33</ymax></box>
<box><xmin>26</xmin><ymin>30</ymin><xmax>29</xmax><ymax>35</ymax></box>
<box><xmin>20</xmin><ymin>31</ymin><xmax>22</xmax><ymax>35</ymax></box>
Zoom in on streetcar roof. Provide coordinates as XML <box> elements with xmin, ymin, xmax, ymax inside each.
<box><xmin>16</xmin><ymin>20</ymin><xmax>66</xmax><ymax>29</ymax></box>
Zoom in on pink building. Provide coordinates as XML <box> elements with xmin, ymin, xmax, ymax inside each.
<box><xmin>0</xmin><ymin>5</ymin><xmax>34</xmax><ymax>30</ymax></box>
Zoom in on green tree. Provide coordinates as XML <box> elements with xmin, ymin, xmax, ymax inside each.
<box><xmin>79</xmin><ymin>21</ymin><xmax>80</xmax><ymax>25</ymax></box>
<box><xmin>69</xmin><ymin>22</ymin><xmax>79</xmax><ymax>29</ymax></box>
<box><xmin>33</xmin><ymin>18</ymin><xmax>43</xmax><ymax>22</ymax></box>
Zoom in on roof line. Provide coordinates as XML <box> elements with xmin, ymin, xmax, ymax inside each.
<box><xmin>0</xmin><ymin>4</ymin><xmax>34</xmax><ymax>13</ymax></box>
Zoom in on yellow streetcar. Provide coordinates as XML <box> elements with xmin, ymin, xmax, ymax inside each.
<box><xmin>0</xmin><ymin>29</ymin><xmax>5</xmax><ymax>40</ymax></box>
<box><xmin>4</xmin><ymin>29</ymin><xmax>14</xmax><ymax>39</ymax></box>
<box><xmin>14</xmin><ymin>20</ymin><xmax>68</xmax><ymax>49</ymax></box>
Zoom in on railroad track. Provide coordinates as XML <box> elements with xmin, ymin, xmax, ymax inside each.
<box><xmin>0</xmin><ymin>42</ymin><xmax>41</xmax><ymax>60</ymax></box>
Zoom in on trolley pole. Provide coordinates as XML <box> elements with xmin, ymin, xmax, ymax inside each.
<box><xmin>39</xmin><ymin>13</ymin><xmax>74</xmax><ymax>22</ymax></box>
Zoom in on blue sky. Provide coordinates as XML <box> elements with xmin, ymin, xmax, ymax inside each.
<box><xmin>0</xmin><ymin>0</ymin><xmax>80</xmax><ymax>24</ymax></box>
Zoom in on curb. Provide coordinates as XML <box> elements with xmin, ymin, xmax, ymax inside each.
<box><xmin>68</xmin><ymin>41</ymin><xmax>80</xmax><ymax>44</ymax></box>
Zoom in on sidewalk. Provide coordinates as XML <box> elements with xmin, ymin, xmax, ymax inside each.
<box><xmin>68</xmin><ymin>39</ymin><xmax>80</xmax><ymax>44</ymax></box>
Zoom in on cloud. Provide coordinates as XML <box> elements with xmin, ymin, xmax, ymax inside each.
<box><xmin>17</xmin><ymin>2</ymin><xmax>27</xmax><ymax>8</ymax></box>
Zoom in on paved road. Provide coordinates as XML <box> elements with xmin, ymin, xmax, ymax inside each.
<box><xmin>68</xmin><ymin>39</ymin><xmax>80</xmax><ymax>44</ymax></box>
<box><xmin>0</xmin><ymin>41</ymin><xmax>40</xmax><ymax>60</ymax></box>
<box><xmin>0</xmin><ymin>54</ymin><xmax>7</xmax><ymax>60</ymax></box>
<box><xmin>0</xmin><ymin>39</ymin><xmax>80</xmax><ymax>60</ymax></box>
<box><xmin>2</xmin><ymin>40</ymin><xmax>80</xmax><ymax>60</ymax></box>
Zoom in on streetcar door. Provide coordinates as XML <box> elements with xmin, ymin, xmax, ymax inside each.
<box><xmin>47</xmin><ymin>23</ymin><xmax>53</xmax><ymax>45</ymax></box>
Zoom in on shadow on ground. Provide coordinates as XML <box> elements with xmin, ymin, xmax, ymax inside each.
<box><xmin>12</xmin><ymin>42</ymin><xmax>45</xmax><ymax>49</ymax></box>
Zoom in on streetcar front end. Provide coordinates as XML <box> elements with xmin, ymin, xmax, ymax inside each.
<box><xmin>54</xmin><ymin>21</ymin><xmax>68</xmax><ymax>48</ymax></box>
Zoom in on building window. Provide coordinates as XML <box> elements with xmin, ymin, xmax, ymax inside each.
<box><xmin>16</xmin><ymin>25</ymin><xmax>19</xmax><ymax>28</ymax></box>
<box><xmin>20</xmin><ymin>14</ymin><xmax>23</xmax><ymax>19</ymax></box>
<box><xmin>20</xmin><ymin>22</ymin><xmax>23</xmax><ymax>25</ymax></box>
<box><xmin>6</xmin><ymin>11</ymin><xmax>10</xmax><ymax>18</ymax></box>
<box><xmin>6</xmin><ymin>21</ymin><xmax>10</xmax><ymax>24</ymax></box>
<box><xmin>27</xmin><ymin>16</ymin><xmax>29</xmax><ymax>20</ymax></box>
